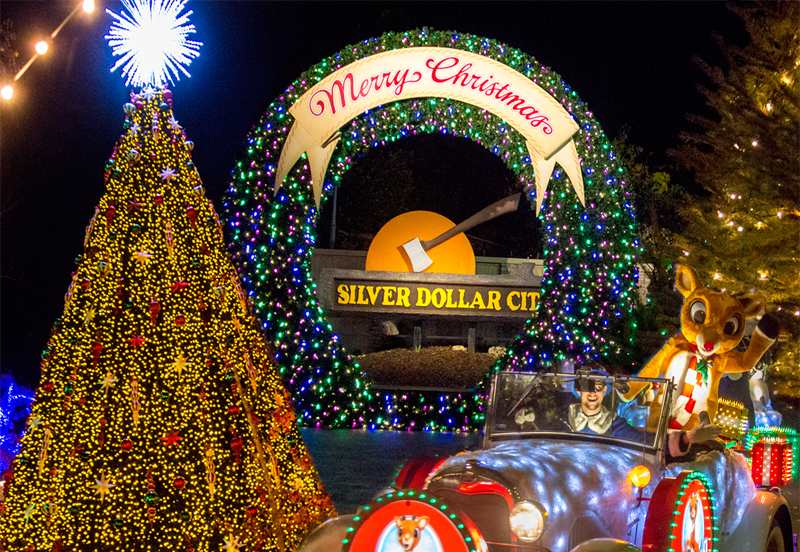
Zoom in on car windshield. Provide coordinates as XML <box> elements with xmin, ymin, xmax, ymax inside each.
<box><xmin>486</xmin><ymin>372</ymin><xmax>673</xmax><ymax>450</ymax></box>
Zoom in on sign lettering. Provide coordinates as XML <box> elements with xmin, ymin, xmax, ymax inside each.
<box><xmin>332</xmin><ymin>279</ymin><xmax>539</xmax><ymax>317</ymax></box>
<box><xmin>276</xmin><ymin>47</ymin><xmax>584</xmax><ymax>213</ymax></box>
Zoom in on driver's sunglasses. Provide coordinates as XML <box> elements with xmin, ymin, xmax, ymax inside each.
<box><xmin>577</xmin><ymin>379</ymin><xmax>607</xmax><ymax>393</ymax></box>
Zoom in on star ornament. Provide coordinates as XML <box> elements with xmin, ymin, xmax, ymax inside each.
<box><xmin>93</xmin><ymin>474</ymin><xmax>115</xmax><ymax>502</ymax></box>
<box><xmin>134</xmin><ymin>250</ymin><xmax>153</xmax><ymax>264</ymax></box>
<box><xmin>99</xmin><ymin>373</ymin><xmax>118</xmax><ymax>391</ymax></box>
<box><xmin>168</xmin><ymin>116</ymin><xmax>182</xmax><ymax>132</ymax></box>
<box><xmin>221</xmin><ymin>534</ymin><xmax>243</xmax><ymax>552</ymax></box>
<box><xmin>161</xmin><ymin>430</ymin><xmax>183</xmax><ymax>446</ymax></box>
<box><xmin>127</xmin><ymin>335</ymin><xmax>147</xmax><ymax>348</ymax></box>
<box><xmin>105</xmin><ymin>0</ymin><xmax>203</xmax><ymax>87</ymax></box>
<box><xmin>172</xmin><ymin>353</ymin><xmax>192</xmax><ymax>376</ymax></box>
<box><xmin>140</xmin><ymin>85</ymin><xmax>156</xmax><ymax>101</ymax></box>
<box><xmin>159</xmin><ymin>166</ymin><xmax>177</xmax><ymax>183</ymax></box>
<box><xmin>171</xmin><ymin>280</ymin><xmax>189</xmax><ymax>292</ymax></box>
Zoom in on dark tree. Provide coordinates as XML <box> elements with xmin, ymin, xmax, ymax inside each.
<box><xmin>672</xmin><ymin>1</ymin><xmax>799</xmax><ymax>397</ymax></box>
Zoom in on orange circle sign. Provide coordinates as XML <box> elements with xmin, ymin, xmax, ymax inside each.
<box><xmin>365</xmin><ymin>211</ymin><xmax>476</xmax><ymax>274</ymax></box>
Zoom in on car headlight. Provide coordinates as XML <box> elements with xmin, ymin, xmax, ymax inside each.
<box><xmin>509</xmin><ymin>500</ymin><xmax>547</xmax><ymax>543</ymax></box>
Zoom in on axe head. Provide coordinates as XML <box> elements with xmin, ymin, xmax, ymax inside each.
<box><xmin>401</xmin><ymin>237</ymin><xmax>433</xmax><ymax>272</ymax></box>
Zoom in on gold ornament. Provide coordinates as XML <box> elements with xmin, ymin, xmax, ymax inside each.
<box><xmin>92</xmin><ymin>473</ymin><xmax>114</xmax><ymax>502</ymax></box>
<box><xmin>172</xmin><ymin>352</ymin><xmax>191</xmax><ymax>377</ymax></box>
<box><xmin>130</xmin><ymin>377</ymin><xmax>141</xmax><ymax>427</ymax></box>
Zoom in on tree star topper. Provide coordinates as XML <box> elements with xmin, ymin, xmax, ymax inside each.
<box><xmin>105</xmin><ymin>0</ymin><xmax>202</xmax><ymax>87</ymax></box>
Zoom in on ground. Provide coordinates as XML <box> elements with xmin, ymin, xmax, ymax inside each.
<box><xmin>356</xmin><ymin>346</ymin><xmax>495</xmax><ymax>388</ymax></box>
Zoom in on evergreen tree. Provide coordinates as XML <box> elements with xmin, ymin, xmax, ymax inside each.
<box><xmin>611</xmin><ymin>133</ymin><xmax>685</xmax><ymax>366</ymax></box>
<box><xmin>0</xmin><ymin>88</ymin><xmax>334</xmax><ymax>551</ymax></box>
<box><xmin>672</xmin><ymin>1</ymin><xmax>800</xmax><ymax>397</ymax></box>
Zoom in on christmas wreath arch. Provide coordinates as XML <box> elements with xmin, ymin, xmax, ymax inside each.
<box><xmin>223</xmin><ymin>29</ymin><xmax>639</xmax><ymax>430</ymax></box>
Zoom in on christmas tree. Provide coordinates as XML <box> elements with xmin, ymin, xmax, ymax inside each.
<box><xmin>0</xmin><ymin>86</ymin><xmax>335</xmax><ymax>551</ymax></box>
<box><xmin>672</xmin><ymin>1</ymin><xmax>799</xmax><ymax>397</ymax></box>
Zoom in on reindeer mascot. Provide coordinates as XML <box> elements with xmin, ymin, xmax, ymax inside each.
<box><xmin>622</xmin><ymin>265</ymin><xmax>779</xmax><ymax>432</ymax></box>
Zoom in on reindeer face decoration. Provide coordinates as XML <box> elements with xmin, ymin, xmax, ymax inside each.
<box><xmin>684</xmin><ymin>493</ymin><xmax>702</xmax><ymax>552</ymax></box>
<box><xmin>395</xmin><ymin>515</ymin><xmax>429</xmax><ymax>551</ymax></box>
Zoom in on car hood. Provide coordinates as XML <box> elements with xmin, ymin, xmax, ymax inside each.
<box><xmin>433</xmin><ymin>440</ymin><xmax>754</xmax><ymax>552</ymax></box>
<box><xmin>435</xmin><ymin>440</ymin><xmax>652</xmax><ymax>551</ymax></box>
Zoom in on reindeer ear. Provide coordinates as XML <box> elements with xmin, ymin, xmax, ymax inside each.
<box><xmin>675</xmin><ymin>265</ymin><xmax>703</xmax><ymax>298</ymax></box>
<box><xmin>738</xmin><ymin>293</ymin><xmax>766</xmax><ymax>319</ymax></box>
<box><xmin>395</xmin><ymin>516</ymin><xmax>403</xmax><ymax>529</ymax></box>
<box><xmin>418</xmin><ymin>516</ymin><xmax>429</xmax><ymax>530</ymax></box>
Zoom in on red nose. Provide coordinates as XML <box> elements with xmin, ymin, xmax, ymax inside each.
<box><xmin>703</xmin><ymin>340</ymin><xmax>715</xmax><ymax>352</ymax></box>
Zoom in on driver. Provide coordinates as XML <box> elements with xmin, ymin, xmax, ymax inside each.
<box><xmin>569</xmin><ymin>374</ymin><xmax>644</xmax><ymax>441</ymax></box>
<box><xmin>569</xmin><ymin>367</ymin><xmax>722</xmax><ymax>462</ymax></box>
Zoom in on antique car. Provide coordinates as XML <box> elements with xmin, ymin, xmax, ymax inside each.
<box><xmin>300</xmin><ymin>370</ymin><xmax>795</xmax><ymax>552</ymax></box>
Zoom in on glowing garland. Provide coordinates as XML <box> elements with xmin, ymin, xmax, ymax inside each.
<box><xmin>222</xmin><ymin>29</ymin><xmax>639</xmax><ymax>431</ymax></box>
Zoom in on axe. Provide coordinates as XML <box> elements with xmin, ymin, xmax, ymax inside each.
<box><xmin>401</xmin><ymin>193</ymin><xmax>522</xmax><ymax>272</ymax></box>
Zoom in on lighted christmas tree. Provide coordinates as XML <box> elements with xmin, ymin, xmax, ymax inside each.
<box><xmin>0</xmin><ymin>3</ymin><xmax>335</xmax><ymax>546</ymax></box>
<box><xmin>0</xmin><ymin>83</ymin><xmax>335</xmax><ymax>551</ymax></box>
<box><xmin>672</xmin><ymin>1</ymin><xmax>799</xmax><ymax>397</ymax></box>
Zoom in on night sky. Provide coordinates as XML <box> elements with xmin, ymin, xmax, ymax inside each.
<box><xmin>0</xmin><ymin>1</ymin><xmax>749</xmax><ymax>389</ymax></box>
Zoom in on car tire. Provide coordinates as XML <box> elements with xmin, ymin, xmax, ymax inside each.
<box><xmin>763</xmin><ymin>520</ymin><xmax>784</xmax><ymax>552</ymax></box>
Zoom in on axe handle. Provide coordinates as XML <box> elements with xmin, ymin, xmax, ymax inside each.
<box><xmin>421</xmin><ymin>193</ymin><xmax>521</xmax><ymax>251</ymax></box>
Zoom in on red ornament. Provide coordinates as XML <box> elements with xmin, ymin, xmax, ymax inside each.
<box><xmin>128</xmin><ymin>198</ymin><xmax>143</xmax><ymax>212</ymax></box>
<box><xmin>127</xmin><ymin>335</ymin><xmax>147</xmax><ymax>348</ymax></box>
<box><xmin>228</xmin><ymin>405</ymin><xmax>240</xmax><ymax>416</ymax></box>
<box><xmin>230</xmin><ymin>427</ymin><xmax>243</xmax><ymax>464</ymax></box>
<box><xmin>42</xmin><ymin>380</ymin><xmax>54</xmax><ymax>393</ymax></box>
<box><xmin>246</xmin><ymin>504</ymin><xmax>258</xmax><ymax>517</ymax></box>
<box><xmin>154</xmin><ymin>193</ymin><xmax>163</xmax><ymax>205</ymax></box>
<box><xmin>173</xmin><ymin>476</ymin><xmax>186</xmax><ymax>489</ymax></box>
<box><xmin>185</xmin><ymin>204</ymin><xmax>197</xmax><ymax>228</ymax></box>
<box><xmin>105</xmin><ymin>204</ymin><xmax>116</xmax><ymax>227</ymax></box>
<box><xmin>175</xmin><ymin>314</ymin><xmax>186</xmax><ymax>326</ymax></box>
<box><xmin>121</xmin><ymin>438</ymin><xmax>133</xmax><ymax>451</ymax></box>
<box><xmin>171</xmin><ymin>280</ymin><xmax>188</xmax><ymax>292</ymax></box>
<box><xmin>161</xmin><ymin>430</ymin><xmax>182</xmax><ymax>447</ymax></box>
<box><xmin>91</xmin><ymin>336</ymin><xmax>103</xmax><ymax>368</ymax></box>
<box><xmin>149</xmin><ymin>297</ymin><xmax>160</xmax><ymax>326</ymax></box>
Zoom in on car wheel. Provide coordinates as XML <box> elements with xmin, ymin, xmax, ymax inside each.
<box><xmin>763</xmin><ymin>521</ymin><xmax>784</xmax><ymax>552</ymax></box>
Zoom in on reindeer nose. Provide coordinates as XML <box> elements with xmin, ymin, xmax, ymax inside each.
<box><xmin>703</xmin><ymin>340</ymin><xmax>715</xmax><ymax>352</ymax></box>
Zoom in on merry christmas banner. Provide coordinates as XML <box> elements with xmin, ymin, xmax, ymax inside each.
<box><xmin>275</xmin><ymin>47</ymin><xmax>583</xmax><ymax>211</ymax></box>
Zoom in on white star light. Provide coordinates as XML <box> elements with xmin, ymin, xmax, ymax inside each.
<box><xmin>105</xmin><ymin>0</ymin><xmax>202</xmax><ymax>87</ymax></box>
<box><xmin>159</xmin><ymin>166</ymin><xmax>177</xmax><ymax>183</ymax></box>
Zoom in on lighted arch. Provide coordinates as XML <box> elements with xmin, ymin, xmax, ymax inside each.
<box><xmin>223</xmin><ymin>29</ymin><xmax>639</xmax><ymax>430</ymax></box>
